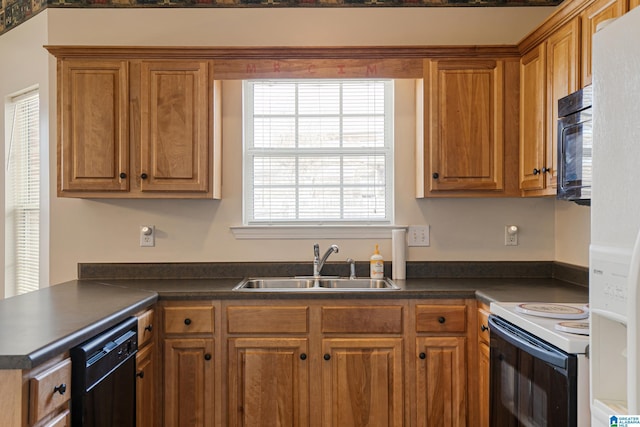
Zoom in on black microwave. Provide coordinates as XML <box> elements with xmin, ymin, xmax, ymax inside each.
<box><xmin>557</xmin><ymin>85</ymin><xmax>593</xmax><ymax>205</ymax></box>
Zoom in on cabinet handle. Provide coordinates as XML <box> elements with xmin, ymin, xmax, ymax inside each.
<box><xmin>323</xmin><ymin>354</ymin><xmax>331</xmax><ymax>361</ymax></box>
<box><xmin>119</xmin><ymin>172</ymin><xmax>127</xmax><ymax>179</ymax></box>
<box><xmin>481</xmin><ymin>324</ymin><xmax>489</xmax><ymax>332</ymax></box>
<box><xmin>136</xmin><ymin>371</ymin><xmax>145</xmax><ymax>379</ymax></box>
<box><xmin>438</xmin><ymin>316</ymin><xmax>446</xmax><ymax>324</ymax></box>
<box><xmin>204</xmin><ymin>353</ymin><xmax>212</xmax><ymax>361</ymax></box>
<box><xmin>145</xmin><ymin>324</ymin><xmax>153</xmax><ymax>332</ymax></box>
<box><xmin>533</xmin><ymin>168</ymin><xmax>540</xmax><ymax>175</ymax></box>
<box><xmin>542</xmin><ymin>167</ymin><xmax>550</xmax><ymax>174</ymax></box>
<box><xmin>300</xmin><ymin>353</ymin><xmax>307</xmax><ymax>360</ymax></box>
<box><xmin>141</xmin><ymin>173</ymin><xmax>148</xmax><ymax>180</ymax></box>
<box><xmin>419</xmin><ymin>353</ymin><xmax>426</xmax><ymax>360</ymax></box>
<box><xmin>432</xmin><ymin>172</ymin><xmax>439</xmax><ymax>179</ymax></box>
<box><xmin>184</xmin><ymin>318</ymin><xmax>192</xmax><ymax>325</ymax></box>
<box><xmin>53</xmin><ymin>384</ymin><xmax>67</xmax><ymax>395</ymax></box>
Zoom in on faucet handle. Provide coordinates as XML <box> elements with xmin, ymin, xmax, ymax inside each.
<box><xmin>346</xmin><ymin>258</ymin><xmax>356</xmax><ymax>280</ymax></box>
<box><xmin>314</xmin><ymin>243</ymin><xmax>320</xmax><ymax>258</ymax></box>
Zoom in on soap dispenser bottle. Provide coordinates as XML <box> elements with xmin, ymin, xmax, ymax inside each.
<box><xmin>370</xmin><ymin>244</ymin><xmax>384</xmax><ymax>279</ymax></box>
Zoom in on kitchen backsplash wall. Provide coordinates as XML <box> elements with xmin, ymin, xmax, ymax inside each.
<box><xmin>1</xmin><ymin>7</ymin><xmax>591</xmax><ymax>288</ymax></box>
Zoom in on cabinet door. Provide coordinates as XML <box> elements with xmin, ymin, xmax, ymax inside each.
<box><xmin>321</xmin><ymin>338</ymin><xmax>403</xmax><ymax>427</ymax></box>
<box><xmin>519</xmin><ymin>44</ymin><xmax>548</xmax><ymax>193</ymax></box>
<box><xmin>546</xmin><ymin>18</ymin><xmax>580</xmax><ymax>192</ymax></box>
<box><xmin>632</xmin><ymin>0</ymin><xmax>640</xmax><ymax>9</ymax></box>
<box><xmin>58</xmin><ymin>59</ymin><xmax>129</xmax><ymax>193</ymax></box>
<box><xmin>139</xmin><ymin>61</ymin><xmax>210</xmax><ymax>193</ymax></box>
<box><xmin>424</xmin><ymin>59</ymin><xmax>504</xmax><ymax>192</ymax></box>
<box><xmin>227</xmin><ymin>338</ymin><xmax>309</xmax><ymax>427</ymax></box>
<box><xmin>478</xmin><ymin>341</ymin><xmax>490</xmax><ymax>427</ymax></box>
<box><xmin>136</xmin><ymin>344</ymin><xmax>155</xmax><ymax>427</ymax></box>
<box><xmin>581</xmin><ymin>0</ymin><xmax>626</xmax><ymax>86</ymax></box>
<box><xmin>164</xmin><ymin>338</ymin><xmax>215</xmax><ymax>427</ymax></box>
<box><xmin>416</xmin><ymin>336</ymin><xmax>466</xmax><ymax>427</ymax></box>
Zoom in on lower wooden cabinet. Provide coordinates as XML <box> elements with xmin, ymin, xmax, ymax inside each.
<box><xmin>477</xmin><ymin>302</ymin><xmax>491</xmax><ymax>427</ymax></box>
<box><xmin>136</xmin><ymin>344</ymin><xmax>156</xmax><ymax>427</ymax></box>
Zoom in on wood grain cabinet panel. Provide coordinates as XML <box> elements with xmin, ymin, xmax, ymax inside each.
<box><xmin>58</xmin><ymin>59</ymin><xmax>129</xmax><ymax>194</ymax></box>
<box><xmin>42</xmin><ymin>409</ymin><xmax>71</xmax><ymax>427</ymax></box>
<box><xmin>415</xmin><ymin>305</ymin><xmax>466</xmax><ymax>333</ymax></box>
<box><xmin>416</xmin><ymin>336</ymin><xmax>467</xmax><ymax>427</ymax></box>
<box><xmin>581</xmin><ymin>0</ymin><xmax>626</xmax><ymax>86</ymax></box>
<box><xmin>477</xmin><ymin>303</ymin><xmax>490</xmax><ymax>427</ymax></box>
<box><xmin>227</xmin><ymin>338</ymin><xmax>310</xmax><ymax>427</ymax></box>
<box><xmin>321</xmin><ymin>338</ymin><xmax>404</xmax><ymax>427</ymax></box>
<box><xmin>29</xmin><ymin>358</ymin><xmax>72</xmax><ymax>425</ymax></box>
<box><xmin>632</xmin><ymin>0</ymin><xmax>640</xmax><ymax>9</ymax></box>
<box><xmin>519</xmin><ymin>44</ymin><xmax>548</xmax><ymax>193</ymax></box>
<box><xmin>136</xmin><ymin>344</ymin><xmax>155</xmax><ymax>427</ymax></box>
<box><xmin>421</xmin><ymin>59</ymin><xmax>505</xmax><ymax>194</ymax></box>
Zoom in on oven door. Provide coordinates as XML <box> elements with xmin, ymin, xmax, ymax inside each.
<box><xmin>489</xmin><ymin>315</ymin><xmax>578</xmax><ymax>427</ymax></box>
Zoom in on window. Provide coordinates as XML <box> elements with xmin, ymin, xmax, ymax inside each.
<box><xmin>243</xmin><ymin>79</ymin><xmax>393</xmax><ymax>225</ymax></box>
<box><xmin>5</xmin><ymin>89</ymin><xmax>40</xmax><ymax>296</ymax></box>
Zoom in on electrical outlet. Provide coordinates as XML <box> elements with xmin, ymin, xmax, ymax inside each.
<box><xmin>140</xmin><ymin>225</ymin><xmax>155</xmax><ymax>247</ymax></box>
<box><xmin>505</xmin><ymin>225</ymin><xmax>518</xmax><ymax>246</ymax></box>
<box><xmin>408</xmin><ymin>225</ymin><xmax>430</xmax><ymax>247</ymax></box>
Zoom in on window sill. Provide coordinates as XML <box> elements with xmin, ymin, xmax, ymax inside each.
<box><xmin>230</xmin><ymin>225</ymin><xmax>407</xmax><ymax>240</ymax></box>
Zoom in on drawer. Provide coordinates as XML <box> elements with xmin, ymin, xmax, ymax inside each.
<box><xmin>29</xmin><ymin>359</ymin><xmax>71</xmax><ymax>424</ymax></box>
<box><xmin>322</xmin><ymin>306</ymin><xmax>403</xmax><ymax>334</ymax></box>
<box><xmin>42</xmin><ymin>409</ymin><xmax>70</xmax><ymax>427</ymax></box>
<box><xmin>137</xmin><ymin>308</ymin><xmax>155</xmax><ymax>347</ymax></box>
<box><xmin>227</xmin><ymin>306</ymin><xmax>309</xmax><ymax>334</ymax></box>
<box><xmin>415</xmin><ymin>305</ymin><xmax>466</xmax><ymax>333</ymax></box>
<box><xmin>478</xmin><ymin>307</ymin><xmax>490</xmax><ymax>344</ymax></box>
<box><xmin>164</xmin><ymin>305</ymin><xmax>215</xmax><ymax>335</ymax></box>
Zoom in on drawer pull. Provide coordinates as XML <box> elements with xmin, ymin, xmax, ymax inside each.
<box><xmin>481</xmin><ymin>324</ymin><xmax>489</xmax><ymax>332</ymax></box>
<box><xmin>144</xmin><ymin>324</ymin><xmax>153</xmax><ymax>332</ymax></box>
<box><xmin>119</xmin><ymin>172</ymin><xmax>127</xmax><ymax>179</ymax></box>
<box><xmin>323</xmin><ymin>354</ymin><xmax>331</xmax><ymax>361</ymax></box>
<box><xmin>204</xmin><ymin>353</ymin><xmax>212</xmax><ymax>361</ymax></box>
<box><xmin>53</xmin><ymin>384</ymin><xmax>67</xmax><ymax>395</ymax></box>
<box><xmin>136</xmin><ymin>371</ymin><xmax>145</xmax><ymax>379</ymax></box>
<box><xmin>141</xmin><ymin>173</ymin><xmax>148</xmax><ymax>180</ymax></box>
<box><xmin>184</xmin><ymin>318</ymin><xmax>192</xmax><ymax>325</ymax></box>
<box><xmin>300</xmin><ymin>353</ymin><xmax>307</xmax><ymax>361</ymax></box>
<box><xmin>438</xmin><ymin>316</ymin><xmax>446</xmax><ymax>324</ymax></box>
<box><xmin>419</xmin><ymin>353</ymin><xmax>426</xmax><ymax>360</ymax></box>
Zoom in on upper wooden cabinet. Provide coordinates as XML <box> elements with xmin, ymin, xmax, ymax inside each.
<box><xmin>52</xmin><ymin>51</ymin><xmax>222</xmax><ymax>199</ymax></box>
<box><xmin>581</xmin><ymin>0</ymin><xmax>626</xmax><ymax>86</ymax></box>
<box><xmin>417</xmin><ymin>58</ymin><xmax>520</xmax><ymax>198</ymax></box>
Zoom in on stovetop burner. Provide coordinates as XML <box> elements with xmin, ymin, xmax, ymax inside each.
<box><xmin>514</xmin><ymin>303</ymin><xmax>589</xmax><ymax>319</ymax></box>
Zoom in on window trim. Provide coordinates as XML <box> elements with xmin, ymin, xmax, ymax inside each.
<box><xmin>242</xmin><ymin>78</ymin><xmax>394</xmax><ymax>226</ymax></box>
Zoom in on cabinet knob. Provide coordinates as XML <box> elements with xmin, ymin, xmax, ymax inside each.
<box><xmin>438</xmin><ymin>316</ymin><xmax>446</xmax><ymax>324</ymax></box>
<box><xmin>542</xmin><ymin>167</ymin><xmax>550</xmax><ymax>174</ymax></box>
<box><xmin>204</xmin><ymin>353</ymin><xmax>212</xmax><ymax>361</ymax></box>
<box><xmin>145</xmin><ymin>324</ymin><xmax>153</xmax><ymax>332</ymax></box>
<box><xmin>533</xmin><ymin>168</ymin><xmax>540</xmax><ymax>175</ymax></box>
<box><xmin>184</xmin><ymin>318</ymin><xmax>192</xmax><ymax>325</ymax></box>
<box><xmin>136</xmin><ymin>370</ymin><xmax>145</xmax><ymax>379</ymax></box>
<box><xmin>53</xmin><ymin>384</ymin><xmax>67</xmax><ymax>395</ymax></box>
<box><xmin>141</xmin><ymin>173</ymin><xmax>148</xmax><ymax>180</ymax></box>
<box><xmin>300</xmin><ymin>353</ymin><xmax>307</xmax><ymax>360</ymax></box>
<box><xmin>323</xmin><ymin>354</ymin><xmax>331</xmax><ymax>361</ymax></box>
<box><xmin>419</xmin><ymin>353</ymin><xmax>426</xmax><ymax>360</ymax></box>
<box><xmin>432</xmin><ymin>172</ymin><xmax>439</xmax><ymax>179</ymax></box>
<box><xmin>119</xmin><ymin>172</ymin><xmax>127</xmax><ymax>179</ymax></box>
<box><xmin>481</xmin><ymin>324</ymin><xmax>489</xmax><ymax>332</ymax></box>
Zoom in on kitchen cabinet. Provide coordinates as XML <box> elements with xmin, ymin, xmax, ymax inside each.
<box><xmin>51</xmin><ymin>49</ymin><xmax>222</xmax><ymax>199</ymax></box>
<box><xmin>136</xmin><ymin>308</ymin><xmax>156</xmax><ymax>427</ymax></box>
<box><xmin>417</xmin><ymin>58</ymin><xmax>520</xmax><ymax>197</ymax></box>
<box><xmin>580</xmin><ymin>0</ymin><xmax>626</xmax><ymax>86</ymax></box>
<box><xmin>414</xmin><ymin>301</ymin><xmax>475</xmax><ymax>427</ymax></box>
<box><xmin>632</xmin><ymin>0</ymin><xmax>640</xmax><ymax>9</ymax></box>
<box><xmin>477</xmin><ymin>302</ymin><xmax>490</xmax><ymax>427</ymax></box>
<box><xmin>161</xmin><ymin>301</ymin><xmax>220</xmax><ymax>427</ymax></box>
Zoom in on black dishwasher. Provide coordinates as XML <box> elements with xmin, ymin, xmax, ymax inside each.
<box><xmin>71</xmin><ymin>316</ymin><xmax>138</xmax><ymax>427</ymax></box>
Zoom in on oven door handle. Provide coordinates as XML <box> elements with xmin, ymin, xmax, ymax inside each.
<box><xmin>488</xmin><ymin>315</ymin><xmax>568</xmax><ymax>370</ymax></box>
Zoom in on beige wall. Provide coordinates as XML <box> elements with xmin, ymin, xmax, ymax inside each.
<box><xmin>4</xmin><ymin>7</ymin><xmax>593</xmax><ymax>287</ymax></box>
<box><xmin>555</xmin><ymin>200</ymin><xmax>590</xmax><ymax>266</ymax></box>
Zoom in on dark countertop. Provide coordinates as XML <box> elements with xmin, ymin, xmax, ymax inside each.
<box><xmin>0</xmin><ymin>281</ymin><xmax>157</xmax><ymax>370</ymax></box>
<box><xmin>0</xmin><ymin>275</ymin><xmax>587</xmax><ymax>370</ymax></box>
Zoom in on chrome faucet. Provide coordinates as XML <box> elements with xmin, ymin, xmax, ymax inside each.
<box><xmin>346</xmin><ymin>258</ymin><xmax>356</xmax><ymax>280</ymax></box>
<box><xmin>313</xmin><ymin>243</ymin><xmax>339</xmax><ymax>278</ymax></box>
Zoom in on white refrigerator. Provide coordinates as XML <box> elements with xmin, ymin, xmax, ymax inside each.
<box><xmin>590</xmin><ymin>7</ymin><xmax>640</xmax><ymax>426</ymax></box>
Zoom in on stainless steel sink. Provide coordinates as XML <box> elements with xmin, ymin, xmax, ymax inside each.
<box><xmin>233</xmin><ymin>277</ymin><xmax>399</xmax><ymax>291</ymax></box>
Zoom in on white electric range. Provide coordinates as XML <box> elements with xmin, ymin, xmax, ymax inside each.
<box><xmin>488</xmin><ymin>302</ymin><xmax>591</xmax><ymax>426</ymax></box>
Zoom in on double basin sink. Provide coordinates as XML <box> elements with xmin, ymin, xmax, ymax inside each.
<box><xmin>233</xmin><ymin>277</ymin><xmax>399</xmax><ymax>291</ymax></box>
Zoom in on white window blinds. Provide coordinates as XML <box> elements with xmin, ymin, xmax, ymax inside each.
<box><xmin>6</xmin><ymin>90</ymin><xmax>40</xmax><ymax>296</ymax></box>
<box><xmin>243</xmin><ymin>79</ymin><xmax>393</xmax><ymax>225</ymax></box>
